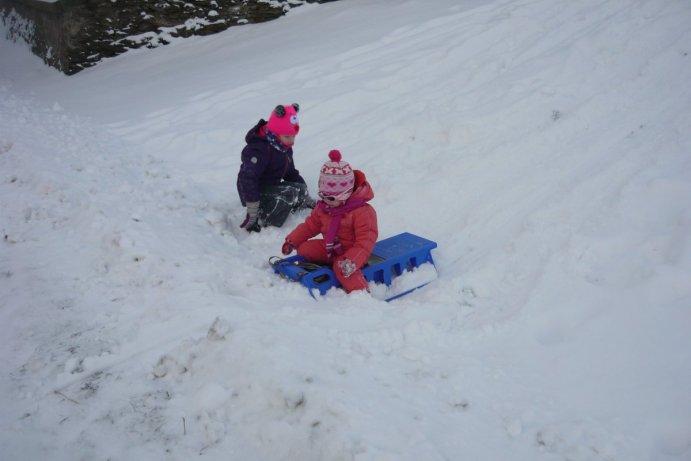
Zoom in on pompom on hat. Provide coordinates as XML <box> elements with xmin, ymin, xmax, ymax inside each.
<box><xmin>319</xmin><ymin>150</ymin><xmax>355</xmax><ymax>200</ymax></box>
<box><xmin>266</xmin><ymin>103</ymin><xmax>300</xmax><ymax>136</ymax></box>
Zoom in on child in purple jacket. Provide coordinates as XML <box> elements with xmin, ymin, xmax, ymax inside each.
<box><xmin>237</xmin><ymin>103</ymin><xmax>316</xmax><ymax>232</ymax></box>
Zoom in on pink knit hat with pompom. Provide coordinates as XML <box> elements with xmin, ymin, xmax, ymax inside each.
<box><xmin>319</xmin><ymin>150</ymin><xmax>355</xmax><ymax>199</ymax></box>
<box><xmin>266</xmin><ymin>103</ymin><xmax>300</xmax><ymax>136</ymax></box>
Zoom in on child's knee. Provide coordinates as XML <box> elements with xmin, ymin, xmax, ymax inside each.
<box><xmin>297</xmin><ymin>240</ymin><xmax>329</xmax><ymax>263</ymax></box>
<box><xmin>334</xmin><ymin>266</ymin><xmax>368</xmax><ymax>292</ymax></box>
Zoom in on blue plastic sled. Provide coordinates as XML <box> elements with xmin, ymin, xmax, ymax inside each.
<box><xmin>270</xmin><ymin>232</ymin><xmax>438</xmax><ymax>301</ymax></box>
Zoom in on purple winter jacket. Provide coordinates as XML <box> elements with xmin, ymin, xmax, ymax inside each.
<box><xmin>236</xmin><ymin>120</ymin><xmax>306</xmax><ymax>206</ymax></box>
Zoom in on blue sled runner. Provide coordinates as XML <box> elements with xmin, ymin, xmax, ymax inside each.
<box><xmin>270</xmin><ymin>232</ymin><xmax>438</xmax><ymax>301</ymax></box>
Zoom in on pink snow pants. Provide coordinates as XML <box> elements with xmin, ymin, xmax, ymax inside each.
<box><xmin>297</xmin><ymin>239</ymin><xmax>369</xmax><ymax>293</ymax></box>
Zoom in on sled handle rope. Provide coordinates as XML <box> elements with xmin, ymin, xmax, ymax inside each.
<box><xmin>268</xmin><ymin>256</ymin><xmax>285</xmax><ymax>266</ymax></box>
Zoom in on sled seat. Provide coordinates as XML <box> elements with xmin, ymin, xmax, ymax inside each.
<box><xmin>271</xmin><ymin>232</ymin><xmax>437</xmax><ymax>299</ymax></box>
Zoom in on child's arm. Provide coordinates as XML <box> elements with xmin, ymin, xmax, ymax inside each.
<box><xmin>238</xmin><ymin>144</ymin><xmax>268</xmax><ymax>204</ymax></box>
<box><xmin>285</xmin><ymin>209</ymin><xmax>322</xmax><ymax>248</ymax></box>
<box><xmin>342</xmin><ymin>206</ymin><xmax>378</xmax><ymax>268</ymax></box>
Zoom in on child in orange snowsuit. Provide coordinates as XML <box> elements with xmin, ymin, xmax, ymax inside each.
<box><xmin>282</xmin><ymin>150</ymin><xmax>378</xmax><ymax>293</ymax></box>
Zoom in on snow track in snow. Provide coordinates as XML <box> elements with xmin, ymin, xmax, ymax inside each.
<box><xmin>2</xmin><ymin>0</ymin><xmax>691</xmax><ymax>460</ymax></box>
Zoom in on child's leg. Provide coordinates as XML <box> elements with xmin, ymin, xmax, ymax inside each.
<box><xmin>258</xmin><ymin>182</ymin><xmax>308</xmax><ymax>227</ymax></box>
<box><xmin>297</xmin><ymin>239</ymin><xmax>330</xmax><ymax>264</ymax></box>
<box><xmin>333</xmin><ymin>256</ymin><xmax>369</xmax><ymax>293</ymax></box>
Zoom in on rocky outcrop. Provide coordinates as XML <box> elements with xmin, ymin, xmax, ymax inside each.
<box><xmin>1</xmin><ymin>0</ymin><xmax>327</xmax><ymax>75</ymax></box>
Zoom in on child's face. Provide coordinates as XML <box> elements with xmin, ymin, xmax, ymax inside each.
<box><xmin>278</xmin><ymin>134</ymin><xmax>296</xmax><ymax>146</ymax></box>
<box><xmin>323</xmin><ymin>198</ymin><xmax>343</xmax><ymax>207</ymax></box>
<box><xmin>319</xmin><ymin>189</ymin><xmax>352</xmax><ymax>207</ymax></box>
<box><xmin>319</xmin><ymin>192</ymin><xmax>344</xmax><ymax>207</ymax></box>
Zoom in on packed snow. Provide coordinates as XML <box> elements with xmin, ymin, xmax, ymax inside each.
<box><xmin>1</xmin><ymin>0</ymin><xmax>691</xmax><ymax>460</ymax></box>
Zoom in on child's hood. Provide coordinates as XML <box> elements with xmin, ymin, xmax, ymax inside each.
<box><xmin>245</xmin><ymin>120</ymin><xmax>268</xmax><ymax>144</ymax></box>
<box><xmin>351</xmin><ymin>170</ymin><xmax>374</xmax><ymax>202</ymax></box>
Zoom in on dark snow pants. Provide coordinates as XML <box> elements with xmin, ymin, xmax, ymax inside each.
<box><xmin>258</xmin><ymin>181</ymin><xmax>309</xmax><ymax>227</ymax></box>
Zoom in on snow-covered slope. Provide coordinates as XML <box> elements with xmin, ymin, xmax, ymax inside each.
<box><xmin>2</xmin><ymin>0</ymin><xmax>690</xmax><ymax>460</ymax></box>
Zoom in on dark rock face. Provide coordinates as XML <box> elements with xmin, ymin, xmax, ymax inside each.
<box><xmin>1</xmin><ymin>0</ymin><xmax>327</xmax><ymax>75</ymax></box>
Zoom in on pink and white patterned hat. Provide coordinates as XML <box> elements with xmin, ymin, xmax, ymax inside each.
<box><xmin>318</xmin><ymin>150</ymin><xmax>355</xmax><ymax>199</ymax></box>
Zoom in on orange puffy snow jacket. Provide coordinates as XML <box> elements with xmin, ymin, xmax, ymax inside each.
<box><xmin>286</xmin><ymin>170</ymin><xmax>378</xmax><ymax>268</ymax></box>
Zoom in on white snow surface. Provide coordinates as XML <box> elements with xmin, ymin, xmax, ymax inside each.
<box><xmin>2</xmin><ymin>0</ymin><xmax>691</xmax><ymax>460</ymax></box>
